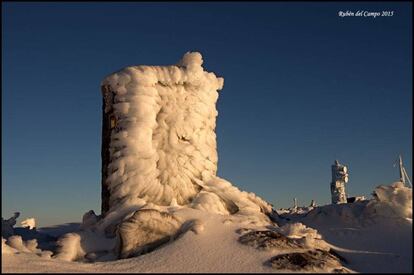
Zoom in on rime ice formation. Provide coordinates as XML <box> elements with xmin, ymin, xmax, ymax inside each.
<box><xmin>99</xmin><ymin>52</ymin><xmax>273</xmax><ymax>220</ymax></box>
<box><xmin>367</xmin><ymin>181</ymin><xmax>412</xmax><ymax>219</ymax></box>
<box><xmin>53</xmin><ymin>52</ymin><xmax>275</xmax><ymax>262</ymax></box>
<box><xmin>330</xmin><ymin>160</ymin><xmax>349</xmax><ymax>204</ymax></box>
<box><xmin>21</xmin><ymin>218</ymin><xmax>36</xmax><ymax>230</ymax></box>
<box><xmin>101</xmin><ymin>52</ymin><xmax>224</xmax><ymax>212</ymax></box>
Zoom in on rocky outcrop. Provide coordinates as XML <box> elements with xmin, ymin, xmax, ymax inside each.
<box><xmin>238</xmin><ymin>230</ymin><xmax>303</xmax><ymax>250</ymax></box>
<box><xmin>265</xmin><ymin>249</ymin><xmax>348</xmax><ymax>272</ymax></box>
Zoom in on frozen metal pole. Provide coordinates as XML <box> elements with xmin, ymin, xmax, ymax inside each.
<box><xmin>399</xmin><ymin>155</ymin><xmax>406</xmax><ymax>185</ymax></box>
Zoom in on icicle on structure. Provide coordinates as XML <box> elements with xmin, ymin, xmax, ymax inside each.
<box><xmin>55</xmin><ymin>52</ymin><xmax>276</xmax><ymax>262</ymax></box>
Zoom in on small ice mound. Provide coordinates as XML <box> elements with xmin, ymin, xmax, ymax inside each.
<box><xmin>7</xmin><ymin>235</ymin><xmax>31</xmax><ymax>253</ymax></box>
<box><xmin>2</xmin><ymin>237</ymin><xmax>17</xmax><ymax>254</ymax></box>
<box><xmin>54</xmin><ymin>233</ymin><xmax>83</xmax><ymax>261</ymax></box>
<box><xmin>178</xmin><ymin>51</ymin><xmax>203</xmax><ymax>68</ymax></box>
<box><xmin>191</xmin><ymin>191</ymin><xmax>229</xmax><ymax>215</ymax></box>
<box><xmin>367</xmin><ymin>181</ymin><xmax>412</xmax><ymax>219</ymax></box>
<box><xmin>189</xmin><ymin>219</ymin><xmax>204</xmax><ymax>234</ymax></box>
<box><xmin>54</xmin><ymin>230</ymin><xmax>116</xmax><ymax>262</ymax></box>
<box><xmin>278</xmin><ymin>222</ymin><xmax>320</xmax><ymax>239</ymax></box>
<box><xmin>21</xmin><ymin>218</ymin><xmax>36</xmax><ymax>230</ymax></box>
<box><xmin>197</xmin><ymin>176</ymin><xmax>274</xmax><ymax>219</ymax></box>
<box><xmin>116</xmin><ymin>209</ymin><xmax>182</xmax><ymax>259</ymax></box>
<box><xmin>276</xmin><ymin>222</ymin><xmax>329</xmax><ymax>250</ymax></box>
<box><xmin>80</xmin><ymin>210</ymin><xmax>100</xmax><ymax>230</ymax></box>
<box><xmin>6</xmin><ymin>235</ymin><xmax>42</xmax><ymax>254</ymax></box>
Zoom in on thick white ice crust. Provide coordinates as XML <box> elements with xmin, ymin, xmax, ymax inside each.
<box><xmin>366</xmin><ymin>181</ymin><xmax>412</xmax><ymax>220</ymax></box>
<box><xmin>21</xmin><ymin>218</ymin><xmax>36</xmax><ymax>230</ymax></box>
<box><xmin>101</xmin><ymin>52</ymin><xmax>224</xmax><ymax>210</ymax></box>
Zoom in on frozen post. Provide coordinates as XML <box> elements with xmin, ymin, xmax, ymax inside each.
<box><xmin>310</xmin><ymin>199</ymin><xmax>316</xmax><ymax>207</ymax></box>
<box><xmin>293</xmin><ymin>198</ymin><xmax>298</xmax><ymax>212</ymax></box>
<box><xmin>330</xmin><ymin>160</ymin><xmax>349</xmax><ymax>204</ymax></box>
<box><xmin>396</xmin><ymin>155</ymin><xmax>412</xmax><ymax>188</ymax></box>
<box><xmin>399</xmin><ymin>155</ymin><xmax>405</xmax><ymax>185</ymax></box>
<box><xmin>100</xmin><ymin>52</ymin><xmax>224</xmax><ymax>216</ymax></box>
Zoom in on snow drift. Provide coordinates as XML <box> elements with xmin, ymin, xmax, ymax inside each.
<box><xmin>278</xmin><ymin>181</ymin><xmax>412</xmax><ymax>273</ymax></box>
<box><xmin>366</xmin><ymin>181</ymin><xmax>412</xmax><ymax>220</ymax></box>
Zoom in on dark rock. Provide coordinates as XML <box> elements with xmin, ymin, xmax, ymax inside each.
<box><xmin>265</xmin><ymin>249</ymin><xmax>344</xmax><ymax>271</ymax></box>
<box><xmin>333</xmin><ymin>267</ymin><xmax>351</xmax><ymax>273</ymax></box>
<box><xmin>238</xmin><ymin>230</ymin><xmax>303</xmax><ymax>250</ymax></box>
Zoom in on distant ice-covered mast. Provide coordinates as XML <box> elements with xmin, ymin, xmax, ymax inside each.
<box><xmin>293</xmin><ymin>198</ymin><xmax>298</xmax><ymax>212</ymax></box>
<box><xmin>399</xmin><ymin>155</ymin><xmax>405</xmax><ymax>185</ymax></box>
<box><xmin>397</xmin><ymin>155</ymin><xmax>412</xmax><ymax>188</ymax></box>
<box><xmin>330</xmin><ymin>160</ymin><xmax>349</xmax><ymax>204</ymax></box>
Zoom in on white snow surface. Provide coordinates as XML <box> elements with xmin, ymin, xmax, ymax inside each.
<box><xmin>278</xmin><ymin>181</ymin><xmax>412</xmax><ymax>273</ymax></box>
<box><xmin>2</xmin><ymin>182</ymin><xmax>412</xmax><ymax>273</ymax></box>
<box><xmin>2</xmin><ymin>209</ymin><xmax>281</xmax><ymax>273</ymax></box>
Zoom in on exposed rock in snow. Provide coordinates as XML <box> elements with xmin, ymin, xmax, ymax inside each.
<box><xmin>21</xmin><ymin>218</ymin><xmax>36</xmax><ymax>230</ymax></box>
<box><xmin>116</xmin><ymin>209</ymin><xmax>182</xmax><ymax>259</ymax></box>
<box><xmin>238</xmin><ymin>223</ymin><xmax>339</xmax><ymax>271</ymax></box>
<box><xmin>238</xmin><ymin>230</ymin><xmax>303</xmax><ymax>250</ymax></box>
<box><xmin>265</xmin><ymin>249</ymin><xmax>349</xmax><ymax>272</ymax></box>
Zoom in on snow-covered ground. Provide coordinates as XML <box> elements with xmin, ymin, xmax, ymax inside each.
<box><xmin>2</xmin><ymin>210</ymin><xmax>279</xmax><ymax>273</ymax></box>
<box><xmin>1</xmin><ymin>212</ymin><xmax>346</xmax><ymax>273</ymax></box>
<box><xmin>278</xmin><ymin>206</ymin><xmax>412</xmax><ymax>273</ymax></box>
<box><xmin>2</xmin><ymin>182</ymin><xmax>412</xmax><ymax>273</ymax></box>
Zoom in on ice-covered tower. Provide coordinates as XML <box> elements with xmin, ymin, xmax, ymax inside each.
<box><xmin>100</xmin><ymin>52</ymin><xmax>224</xmax><ymax>215</ymax></box>
<box><xmin>330</xmin><ymin>160</ymin><xmax>349</xmax><ymax>204</ymax></box>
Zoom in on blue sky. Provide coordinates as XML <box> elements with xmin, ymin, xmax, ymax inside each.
<box><xmin>2</xmin><ymin>2</ymin><xmax>412</xmax><ymax>227</ymax></box>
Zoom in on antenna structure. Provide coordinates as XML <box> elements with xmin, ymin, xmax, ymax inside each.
<box><xmin>396</xmin><ymin>155</ymin><xmax>412</xmax><ymax>188</ymax></box>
